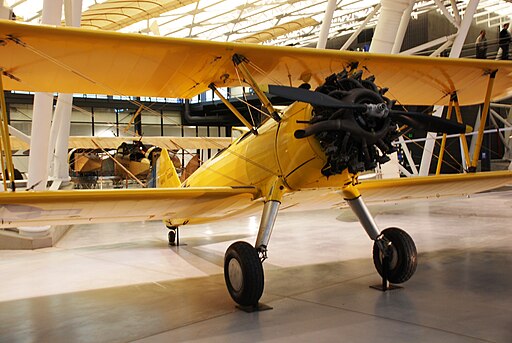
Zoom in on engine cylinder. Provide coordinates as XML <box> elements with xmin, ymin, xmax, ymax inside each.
<box><xmin>305</xmin><ymin>71</ymin><xmax>398</xmax><ymax>176</ymax></box>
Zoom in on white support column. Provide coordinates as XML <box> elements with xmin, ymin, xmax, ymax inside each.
<box><xmin>433</xmin><ymin>0</ymin><xmax>460</xmax><ymax>28</ymax></box>
<box><xmin>340</xmin><ymin>4</ymin><xmax>381</xmax><ymax>51</ymax></box>
<box><xmin>370</xmin><ymin>0</ymin><xmax>414</xmax><ymax>178</ymax></box>
<box><xmin>50</xmin><ymin>0</ymin><xmax>82</xmax><ymax>184</ymax></box>
<box><xmin>316</xmin><ymin>0</ymin><xmax>337</xmax><ymax>49</ymax></box>
<box><xmin>401</xmin><ymin>34</ymin><xmax>457</xmax><ymax>55</ymax></box>
<box><xmin>28</xmin><ymin>0</ymin><xmax>63</xmax><ymax>190</ymax></box>
<box><xmin>64</xmin><ymin>0</ymin><xmax>82</xmax><ymax>25</ymax></box>
<box><xmin>450</xmin><ymin>0</ymin><xmax>462</xmax><ymax>26</ymax></box>
<box><xmin>21</xmin><ymin>0</ymin><xmax>64</xmax><ymax>237</ymax></box>
<box><xmin>8</xmin><ymin>125</ymin><xmax>30</xmax><ymax>145</ymax></box>
<box><xmin>47</xmin><ymin>99</ymin><xmax>60</xmax><ymax>179</ymax></box>
<box><xmin>0</xmin><ymin>1</ymin><xmax>12</xmax><ymax>19</ymax></box>
<box><xmin>490</xmin><ymin>108</ymin><xmax>511</xmax><ymax>127</ymax></box>
<box><xmin>397</xmin><ymin>163</ymin><xmax>413</xmax><ymax>177</ymax></box>
<box><xmin>418</xmin><ymin>0</ymin><xmax>480</xmax><ymax>176</ymax></box>
<box><xmin>430</xmin><ymin>38</ymin><xmax>455</xmax><ymax>57</ymax></box>
<box><xmin>28</xmin><ymin>92</ymin><xmax>54</xmax><ymax>191</ymax></box>
<box><xmin>51</xmin><ymin>94</ymin><xmax>73</xmax><ymax>182</ymax></box>
<box><xmin>449</xmin><ymin>0</ymin><xmax>479</xmax><ymax>57</ymax></box>
<box><xmin>490</xmin><ymin>108</ymin><xmax>512</xmax><ymax>163</ymax></box>
<box><xmin>489</xmin><ymin>110</ymin><xmax>508</xmax><ymax>152</ymax></box>
<box><xmin>391</xmin><ymin>0</ymin><xmax>416</xmax><ymax>54</ymax></box>
<box><xmin>369</xmin><ymin>0</ymin><xmax>414</xmax><ymax>53</ymax></box>
<box><xmin>398</xmin><ymin>135</ymin><xmax>418</xmax><ymax>175</ymax></box>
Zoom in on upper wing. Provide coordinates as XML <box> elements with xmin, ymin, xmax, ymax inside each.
<box><xmin>9</xmin><ymin>136</ymin><xmax>232</xmax><ymax>150</ymax></box>
<box><xmin>0</xmin><ymin>186</ymin><xmax>259</xmax><ymax>228</ymax></box>
<box><xmin>1</xmin><ymin>21</ymin><xmax>511</xmax><ymax>106</ymax></box>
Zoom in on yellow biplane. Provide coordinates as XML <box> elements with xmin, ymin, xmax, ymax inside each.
<box><xmin>0</xmin><ymin>21</ymin><xmax>511</xmax><ymax>307</ymax></box>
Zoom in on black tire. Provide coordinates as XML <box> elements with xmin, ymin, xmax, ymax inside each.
<box><xmin>372</xmin><ymin>227</ymin><xmax>417</xmax><ymax>284</ymax></box>
<box><xmin>168</xmin><ymin>230</ymin><xmax>176</xmax><ymax>245</ymax></box>
<box><xmin>224</xmin><ymin>241</ymin><xmax>264</xmax><ymax>306</ymax></box>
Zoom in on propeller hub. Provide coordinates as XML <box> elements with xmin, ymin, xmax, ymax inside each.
<box><xmin>364</xmin><ymin>103</ymin><xmax>389</xmax><ymax>119</ymax></box>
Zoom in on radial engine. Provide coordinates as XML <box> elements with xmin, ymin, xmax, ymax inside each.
<box><xmin>296</xmin><ymin>70</ymin><xmax>398</xmax><ymax>176</ymax></box>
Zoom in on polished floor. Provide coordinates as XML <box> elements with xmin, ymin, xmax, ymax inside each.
<box><xmin>0</xmin><ymin>188</ymin><xmax>511</xmax><ymax>342</ymax></box>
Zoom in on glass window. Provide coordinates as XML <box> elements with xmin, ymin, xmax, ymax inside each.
<box><xmin>94</xmin><ymin>124</ymin><xmax>117</xmax><ymax>138</ymax></box>
<box><xmin>141</xmin><ymin>111</ymin><xmax>161</xmax><ymax>125</ymax></box>
<box><xmin>142</xmin><ymin>125</ymin><xmax>161</xmax><ymax>136</ymax></box>
<box><xmin>71</xmin><ymin>108</ymin><xmax>93</xmax><ymax>123</ymax></box>
<box><xmin>10</xmin><ymin>121</ymin><xmax>32</xmax><ymax>135</ymax></box>
<box><xmin>92</xmin><ymin>108</ymin><xmax>117</xmax><ymax>123</ymax></box>
<box><xmin>163</xmin><ymin>126</ymin><xmax>182</xmax><ymax>137</ymax></box>
<box><xmin>9</xmin><ymin>104</ymin><xmax>33</xmax><ymax>121</ymax></box>
<box><xmin>70</xmin><ymin>122</ymin><xmax>93</xmax><ymax>136</ymax></box>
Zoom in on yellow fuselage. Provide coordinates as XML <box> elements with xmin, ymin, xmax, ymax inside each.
<box><xmin>184</xmin><ymin>102</ymin><xmax>353</xmax><ymax>199</ymax></box>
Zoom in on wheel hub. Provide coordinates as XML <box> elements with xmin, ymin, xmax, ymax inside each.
<box><xmin>383</xmin><ymin>244</ymin><xmax>398</xmax><ymax>270</ymax></box>
<box><xmin>228</xmin><ymin>258</ymin><xmax>243</xmax><ymax>292</ymax></box>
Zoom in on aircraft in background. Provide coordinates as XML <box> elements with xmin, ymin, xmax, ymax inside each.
<box><xmin>9</xmin><ymin>135</ymin><xmax>230</xmax><ymax>187</ymax></box>
<box><xmin>69</xmin><ymin>141</ymin><xmax>171</xmax><ymax>188</ymax></box>
<box><xmin>0</xmin><ymin>21</ymin><xmax>511</xmax><ymax>308</ymax></box>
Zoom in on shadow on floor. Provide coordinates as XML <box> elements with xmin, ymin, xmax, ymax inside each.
<box><xmin>1</xmin><ymin>248</ymin><xmax>511</xmax><ymax>343</ymax></box>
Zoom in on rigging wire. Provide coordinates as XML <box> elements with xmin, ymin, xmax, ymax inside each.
<box><xmin>234</xmin><ymin>66</ymin><xmax>256</xmax><ymax>127</ymax></box>
<box><xmin>11</xmin><ymin>35</ymin><xmax>505</xmax><ymax>181</ymax></box>
<box><xmin>4</xmin><ymin>46</ymin><xmax>255</xmax><ymax>185</ymax></box>
<box><xmin>399</xmin><ymin>134</ymin><xmax>464</xmax><ymax>173</ymax></box>
<box><xmin>8</xmin><ymin>37</ymin><xmax>182</xmax><ymax>126</ymax></box>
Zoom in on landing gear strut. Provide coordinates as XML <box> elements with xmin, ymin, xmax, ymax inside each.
<box><xmin>224</xmin><ymin>196</ymin><xmax>281</xmax><ymax>310</ymax></box>
<box><xmin>344</xmin><ymin>184</ymin><xmax>417</xmax><ymax>290</ymax></box>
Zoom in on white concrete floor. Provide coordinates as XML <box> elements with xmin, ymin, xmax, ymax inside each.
<box><xmin>0</xmin><ymin>188</ymin><xmax>511</xmax><ymax>342</ymax></box>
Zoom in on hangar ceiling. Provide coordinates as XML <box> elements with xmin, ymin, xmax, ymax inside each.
<box><xmin>5</xmin><ymin>0</ymin><xmax>512</xmax><ymax>46</ymax></box>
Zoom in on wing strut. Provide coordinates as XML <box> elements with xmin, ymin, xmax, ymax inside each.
<box><xmin>208</xmin><ymin>83</ymin><xmax>258</xmax><ymax>135</ymax></box>
<box><xmin>232</xmin><ymin>54</ymin><xmax>281</xmax><ymax>123</ymax></box>
<box><xmin>470</xmin><ymin>69</ymin><xmax>497</xmax><ymax>171</ymax></box>
<box><xmin>0</xmin><ymin>70</ymin><xmax>15</xmax><ymax>191</ymax></box>
<box><xmin>436</xmin><ymin>92</ymin><xmax>471</xmax><ymax>174</ymax></box>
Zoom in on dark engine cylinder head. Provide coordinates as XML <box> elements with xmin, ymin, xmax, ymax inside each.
<box><xmin>311</xmin><ymin>71</ymin><xmax>399</xmax><ymax>176</ymax></box>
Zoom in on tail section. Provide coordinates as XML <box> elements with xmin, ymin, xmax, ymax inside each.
<box><xmin>180</xmin><ymin>154</ymin><xmax>200</xmax><ymax>182</ymax></box>
<box><xmin>156</xmin><ymin>148</ymin><xmax>181</xmax><ymax>188</ymax></box>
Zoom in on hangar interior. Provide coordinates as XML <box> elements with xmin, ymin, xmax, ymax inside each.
<box><xmin>0</xmin><ymin>0</ymin><xmax>511</xmax><ymax>342</ymax></box>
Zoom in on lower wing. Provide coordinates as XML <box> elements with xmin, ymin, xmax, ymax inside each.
<box><xmin>358</xmin><ymin>170</ymin><xmax>511</xmax><ymax>203</ymax></box>
<box><xmin>0</xmin><ymin>187</ymin><xmax>258</xmax><ymax>228</ymax></box>
<box><xmin>279</xmin><ymin>170</ymin><xmax>512</xmax><ymax>212</ymax></box>
<box><xmin>0</xmin><ymin>171</ymin><xmax>509</xmax><ymax>228</ymax></box>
